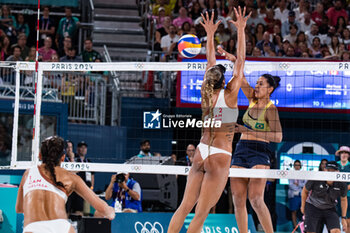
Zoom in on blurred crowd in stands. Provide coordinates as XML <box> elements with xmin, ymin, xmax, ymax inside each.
<box><xmin>0</xmin><ymin>5</ymin><xmax>101</xmax><ymax>64</ymax></box>
<box><xmin>150</xmin><ymin>0</ymin><xmax>350</xmax><ymax>61</ymax></box>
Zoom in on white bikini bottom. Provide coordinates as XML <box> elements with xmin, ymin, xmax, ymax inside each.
<box><xmin>197</xmin><ymin>142</ymin><xmax>231</xmax><ymax>160</ymax></box>
<box><xmin>23</xmin><ymin>219</ymin><xmax>72</xmax><ymax>233</ymax></box>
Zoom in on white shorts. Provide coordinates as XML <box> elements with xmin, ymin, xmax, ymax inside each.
<box><xmin>23</xmin><ymin>219</ymin><xmax>72</xmax><ymax>233</ymax></box>
<box><xmin>198</xmin><ymin>142</ymin><xmax>231</xmax><ymax>160</ymax></box>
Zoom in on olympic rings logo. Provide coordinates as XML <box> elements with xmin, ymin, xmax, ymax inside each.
<box><xmin>279</xmin><ymin>62</ymin><xmax>291</xmax><ymax>70</ymax></box>
<box><xmin>131</xmin><ymin>166</ymin><xmax>142</xmax><ymax>171</ymax></box>
<box><xmin>276</xmin><ymin>170</ymin><xmax>288</xmax><ymax>177</ymax></box>
<box><xmin>134</xmin><ymin>221</ymin><xmax>163</xmax><ymax>233</ymax></box>
<box><xmin>135</xmin><ymin>63</ymin><xmax>145</xmax><ymax>69</ymax></box>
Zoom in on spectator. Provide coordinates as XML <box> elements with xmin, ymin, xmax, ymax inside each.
<box><xmin>246</xmin><ymin>7</ymin><xmax>265</xmax><ymax>35</ymax></box>
<box><xmin>295</xmin><ymin>31</ymin><xmax>307</xmax><ymax>45</ymax></box>
<box><xmin>56</xmin><ymin>7</ymin><xmax>80</xmax><ymax>49</ymax></box>
<box><xmin>136</xmin><ymin>140</ymin><xmax>153</xmax><ymax>157</ymax></box>
<box><xmin>180</xmin><ymin>21</ymin><xmax>191</xmax><ymax>35</ymax></box>
<box><xmin>281</xmin><ymin>11</ymin><xmax>300</xmax><ymax>37</ymax></box>
<box><xmin>326</xmin><ymin>0</ymin><xmax>348</xmax><ymax>27</ymax></box>
<box><xmin>60</xmin><ymin>47</ymin><xmax>83</xmax><ymax>62</ymax></box>
<box><xmin>252</xmin><ymin>46</ymin><xmax>262</xmax><ymax>57</ymax></box>
<box><xmin>204</xmin><ymin>0</ymin><xmax>218</xmax><ymax>16</ymax></box>
<box><xmin>300</xmin><ymin>12</ymin><xmax>315</xmax><ymax>33</ymax></box>
<box><xmin>39</xmin><ymin>6</ymin><xmax>55</xmax><ymax>47</ymax></box>
<box><xmin>301</xmin><ymin>161</ymin><xmax>348</xmax><ymax>233</ymax></box>
<box><xmin>66</xmin><ymin>141</ymin><xmax>94</xmax><ymax>215</ymax></box>
<box><xmin>176</xmin><ymin>144</ymin><xmax>195</xmax><ymax>166</ymax></box>
<box><xmin>284</xmin><ymin>24</ymin><xmax>298</xmax><ymax>45</ymax></box>
<box><xmin>306</xmin><ymin>24</ymin><xmax>320</xmax><ymax>46</ymax></box>
<box><xmin>152</xmin><ymin>7</ymin><xmax>167</xmax><ymax>29</ymax></box>
<box><xmin>328</xmin><ymin>35</ymin><xmax>340</xmax><ymax>56</ymax></box>
<box><xmin>272</xmin><ymin>33</ymin><xmax>283</xmax><ymax>53</ymax></box>
<box><xmin>341</xmin><ymin>51</ymin><xmax>350</xmax><ymax>61</ymax></box>
<box><xmin>296</xmin><ymin>41</ymin><xmax>310</xmax><ymax>57</ymax></box>
<box><xmin>0</xmin><ymin>35</ymin><xmax>10</xmax><ymax>61</ymax></box>
<box><xmin>160</xmin><ymin>24</ymin><xmax>179</xmax><ymax>61</ymax></box>
<box><xmin>25</xmin><ymin>46</ymin><xmax>36</xmax><ymax>62</ymax></box>
<box><xmin>319</xmin><ymin>158</ymin><xmax>328</xmax><ymax>171</ymax></box>
<box><xmin>254</xmin><ymin>23</ymin><xmax>266</xmax><ymax>43</ymax></box>
<box><xmin>58</xmin><ymin>36</ymin><xmax>72</xmax><ymax>57</ymax></box>
<box><xmin>189</xmin><ymin>1</ymin><xmax>202</xmax><ymax>20</ymax></box>
<box><xmin>173</xmin><ymin>7</ymin><xmax>193</xmax><ymax>29</ymax></box>
<box><xmin>285</xmin><ymin>45</ymin><xmax>296</xmax><ymax>57</ymax></box>
<box><xmin>215</xmin><ymin>23</ymin><xmax>230</xmax><ymax>46</ymax></box>
<box><xmin>335</xmin><ymin>16</ymin><xmax>347</xmax><ymax>35</ymax></box>
<box><xmin>293</xmin><ymin>0</ymin><xmax>309</xmax><ymax>22</ymax></box>
<box><xmin>274</xmin><ymin>0</ymin><xmax>289</xmax><ymax>23</ymax></box>
<box><xmin>50</xmin><ymin>53</ymin><xmax>60</xmax><ymax>62</ymax></box>
<box><xmin>16</xmin><ymin>14</ymin><xmax>29</xmax><ymax>38</ymax></box>
<box><xmin>170</xmin><ymin>153</ymin><xmax>177</xmax><ymax>164</ymax></box>
<box><xmin>262</xmin><ymin>43</ymin><xmax>276</xmax><ymax>57</ymax></box>
<box><xmin>64</xmin><ymin>140</ymin><xmax>75</xmax><ymax>162</ymax></box>
<box><xmin>154</xmin><ymin>16</ymin><xmax>171</xmax><ymax>60</ymax></box>
<box><xmin>257</xmin><ymin>0</ymin><xmax>268</xmax><ymax>18</ymax></box>
<box><xmin>288</xmin><ymin>160</ymin><xmax>306</xmax><ymax>229</ymax></box>
<box><xmin>105</xmin><ymin>172</ymin><xmax>142</xmax><ymax>213</ymax></box>
<box><xmin>0</xmin><ymin>5</ymin><xmax>17</xmax><ymax>44</ymax></box>
<box><xmin>225</xmin><ymin>38</ymin><xmax>236</xmax><ymax>55</ymax></box>
<box><xmin>38</xmin><ymin>37</ymin><xmax>57</xmax><ymax>62</ymax></box>
<box><xmin>152</xmin><ymin>0</ymin><xmax>173</xmax><ymax>16</ymax></box>
<box><xmin>12</xmin><ymin>33</ymin><xmax>29</xmax><ymax>60</ymax></box>
<box><xmin>273</xmin><ymin>24</ymin><xmax>282</xmax><ymax>36</ymax></box>
<box><xmin>256</xmin><ymin>31</ymin><xmax>275</xmax><ymax>53</ymax></box>
<box><xmin>81</xmin><ymin>38</ymin><xmax>102</xmax><ymax>62</ymax></box>
<box><xmin>312</xmin><ymin>2</ymin><xmax>325</xmax><ymax>26</ymax></box>
<box><xmin>336</xmin><ymin>146</ymin><xmax>350</xmax><ymax>171</ymax></box>
<box><xmin>264</xmin><ymin>9</ymin><xmax>281</xmax><ymax>33</ymax></box>
<box><xmin>6</xmin><ymin>46</ymin><xmax>22</xmax><ymax>61</ymax></box>
<box><xmin>309</xmin><ymin>37</ymin><xmax>322</xmax><ymax>58</ymax></box>
<box><xmin>319</xmin><ymin>15</ymin><xmax>331</xmax><ymax>35</ymax></box>
<box><xmin>246</xmin><ymin>41</ymin><xmax>253</xmax><ymax>56</ymax></box>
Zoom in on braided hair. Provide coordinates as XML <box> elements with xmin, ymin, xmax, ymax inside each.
<box><xmin>202</xmin><ymin>65</ymin><xmax>226</xmax><ymax>151</ymax></box>
<box><xmin>41</xmin><ymin>136</ymin><xmax>65</xmax><ymax>189</ymax></box>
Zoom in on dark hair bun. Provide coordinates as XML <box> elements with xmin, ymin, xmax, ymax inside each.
<box><xmin>272</xmin><ymin>75</ymin><xmax>281</xmax><ymax>88</ymax></box>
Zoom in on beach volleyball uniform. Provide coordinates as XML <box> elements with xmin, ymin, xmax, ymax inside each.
<box><xmin>22</xmin><ymin>166</ymin><xmax>71</xmax><ymax>233</ymax></box>
<box><xmin>304</xmin><ymin>180</ymin><xmax>347</xmax><ymax>232</ymax></box>
<box><xmin>231</xmin><ymin>100</ymin><xmax>274</xmax><ymax>168</ymax></box>
<box><xmin>199</xmin><ymin>89</ymin><xmax>238</xmax><ymax>160</ymax></box>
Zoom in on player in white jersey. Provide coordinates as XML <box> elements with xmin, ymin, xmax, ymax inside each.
<box><xmin>16</xmin><ymin>136</ymin><xmax>115</xmax><ymax>233</ymax></box>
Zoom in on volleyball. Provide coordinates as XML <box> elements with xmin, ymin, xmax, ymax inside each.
<box><xmin>177</xmin><ymin>34</ymin><xmax>201</xmax><ymax>58</ymax></box>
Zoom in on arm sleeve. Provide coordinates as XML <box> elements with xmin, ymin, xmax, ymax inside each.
<box><xmin>132</xmin><ymin>182</ymin><xmax>141</xmax><ymax>201</ymax></box>
<box><xmin>305</xmin><ymin>180</ymin><xmax>313</xmax><ymax>191</ymax></box>
<box><xmin>342</xmin><ymin>183</ymin><xmax>348</xmax><ymax>197</ymax></box>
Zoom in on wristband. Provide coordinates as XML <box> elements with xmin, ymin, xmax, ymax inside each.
<box><xmin>126</xmin><ymin>189</ymin><xmax>130</xmax><ymax>192</ymax></box>
<box><xmin>342</xmin><ymin>216</ymin><xmax>347</xmax><ymax>219</ymax></box>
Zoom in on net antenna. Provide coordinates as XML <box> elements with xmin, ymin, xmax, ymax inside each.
<box><xmin>30</xmin><ymin>0</ymin><xmax>42</xmax><ymax>165</ymax></box>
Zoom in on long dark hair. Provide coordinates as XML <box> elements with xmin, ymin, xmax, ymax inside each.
<box><xmin>41</xmin><ymin>136</ymin><xmax>65</xmax><ymax>189</ymax></box>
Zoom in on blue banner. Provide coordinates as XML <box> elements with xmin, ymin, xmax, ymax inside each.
<box><xmin>180</xmin><ymin>60</ymin><xmax>350</xmax><ymax>110</ymax></box>
<box><xmin>112</xmin><ymin>213</ymin><xmax>256</xmax><ymax>233</ymax></box>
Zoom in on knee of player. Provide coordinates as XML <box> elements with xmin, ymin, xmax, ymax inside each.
<box><xmin>248</xmin><ymin>195</ymin><xmax>264</xmax><ymax>209</ymax></box>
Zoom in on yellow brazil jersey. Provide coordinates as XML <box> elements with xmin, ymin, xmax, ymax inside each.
<box><xmin>242</xmin><ymin>100</ymin><xmax>273</xmax><ymax>131</ymax></box>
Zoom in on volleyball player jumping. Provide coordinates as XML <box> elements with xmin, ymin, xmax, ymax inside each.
<box><xmin>167</xmin><ymin>7</ymin><xmax>250</xmax><ymax>233</ymax></box>
<box><xmin>16</xmin><ymin>136</ymin><xmax>115</xmax><ymax>233</ymax></box>
<box><xmin>218</xmin><ymin>48</ymin><xmax>283</xmax><ymax>232</ymax></box>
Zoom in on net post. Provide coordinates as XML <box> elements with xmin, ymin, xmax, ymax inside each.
<box><xmin>10</xmin><ymin>65</ymin><xmax>21</xmax><ymax>168</ymax></box>
<box><xmin>31</xmin><ymin>67</ymin><xmax>44</xmax><ymax>165</ymax></box>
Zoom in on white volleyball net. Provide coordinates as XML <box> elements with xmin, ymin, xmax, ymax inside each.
<box><xmin>1</xmin><ymin>60</ymin><xmax>350</xmax><ymax>185</ymax></box>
